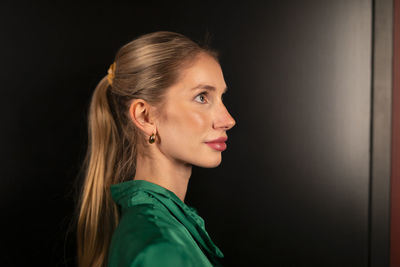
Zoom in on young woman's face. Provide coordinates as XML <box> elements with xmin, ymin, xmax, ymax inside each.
<box><xmin>156</xmin><ymin>52</ymin><xmax>236</xmax><ymax>167</ymax></box>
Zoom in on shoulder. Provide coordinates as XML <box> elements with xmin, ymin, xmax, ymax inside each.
<box><xmin>108</xmin><ymin>237</ymin><xmax>195</xmax><ymax>267</ymax></box>
<box><xmin>128</xmin><ymin>239</ymin><xmax>195</xmax><ymax>267</ymax></box>
<box><xmin>108</xmin><ymin>204</ymin><xmax>193</xmax><ymax>266</ymax></box>
<box><xmin>112</xmin><ymin>202</ymin><xmax>185</xmax><ymax>242</ymax></box>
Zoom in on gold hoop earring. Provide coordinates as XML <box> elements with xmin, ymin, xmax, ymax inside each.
<box><xmin>149</xmin><ymin>133</ymin><xmax>156</xmax><ymax>144</ymax></box>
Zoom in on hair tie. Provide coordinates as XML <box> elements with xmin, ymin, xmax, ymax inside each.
<box><xmin>107</xmin><ymin>62</ymin><xmax>116</xmax><ymax>85</ymax></box>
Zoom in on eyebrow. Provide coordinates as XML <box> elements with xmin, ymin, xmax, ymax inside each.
<box><xmin>191</xmin><ymin>84</ymin><xmax>228</xmax><ymax>93</ymax></box>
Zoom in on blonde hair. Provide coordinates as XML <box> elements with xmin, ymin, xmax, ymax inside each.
<box><xmin>75</xmin><ymin>31</ymin><xmax>219</xmax><ymax>267</ymax></box>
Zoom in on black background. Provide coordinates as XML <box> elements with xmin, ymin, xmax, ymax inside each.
<box><xmin>0</xmin><ymin>1</ymin><xmax>386</xmax><ymax>266</ymax></box>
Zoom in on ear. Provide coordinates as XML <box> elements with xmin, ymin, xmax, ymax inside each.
<box><xmin>128</xmin><ymin>99</ymin><xmax>156</xmax><ymax>136</ymax></box>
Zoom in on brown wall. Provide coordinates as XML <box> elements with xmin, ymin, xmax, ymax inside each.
<box><xmin>391</xmin><ymin>0</ymin><xmax>400</xmax><ymax>266</ymax></box>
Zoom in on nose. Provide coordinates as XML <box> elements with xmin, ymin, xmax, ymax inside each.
<box><xmin>213</xmin><ymin>104</ymin><xmax>236</xmax><ymax>130</ymax></box>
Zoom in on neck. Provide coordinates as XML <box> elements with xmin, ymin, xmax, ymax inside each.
<box><xmin>133</xmin><ymin>153</ymin><xmax>192</xmax><ymax>203</ymax></box>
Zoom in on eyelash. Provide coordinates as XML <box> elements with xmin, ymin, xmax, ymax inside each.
<box><xmin>195</xmin><ymin>91</ymin><xmax>224</xmax><ymax>104</ymax></box>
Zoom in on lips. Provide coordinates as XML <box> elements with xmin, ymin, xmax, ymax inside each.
<box><xmin>205</xmin><ymin>136</ymin><xmax>228</xmax><ymax>143</ymax></box>
<box><xmin>205</xmin><ymin>136</ymin><xmax>228</xmax><ymax>151</ymax></box>
<box><xmin>206</xmin><ymin>142</ymin><xmax>227</xmax><ymax>151</ymax></box>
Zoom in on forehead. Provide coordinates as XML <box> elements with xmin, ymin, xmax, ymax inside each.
<box><xmin>173</xmin><ymin>53</ymin><xmax>227</xmax><ymax>94</ymax></box>
<box><xmin>190</xmin><ymin>83</ymin><xmax>228</xmax><ymax>94</ymax></box>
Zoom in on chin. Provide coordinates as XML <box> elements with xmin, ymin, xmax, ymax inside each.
<box><xmin>197</xmin><ymin>155</ymin><xmax>222</xmax><ymax>168</ymax></box>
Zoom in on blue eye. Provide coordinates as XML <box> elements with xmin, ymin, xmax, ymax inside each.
<box><xmin>195</xmin><ymin>92</ymin><xmax>208</xmax><ymax>104</ymax></box>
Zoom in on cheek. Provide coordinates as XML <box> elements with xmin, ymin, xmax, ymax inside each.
<box><xmin>161</xmin><ymin>106</ymin><xmax>209</xmax><ymax>143</ymax></box>
<box><xmin>186</xmin><ymin>112</ymin><xmax>208</xmax><ymax>132</ymax></box>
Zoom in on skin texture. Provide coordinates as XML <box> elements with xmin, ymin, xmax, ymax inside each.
<box><xmin>129</xmin><ymin>52</ymin><xmax>236</xmax><ymax>202</ymax></box>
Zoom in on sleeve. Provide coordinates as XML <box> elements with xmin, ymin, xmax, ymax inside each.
<box><xmin>129</xmin><ymin>241</ymin><xmax>195</xmax><ymax>267</ymax></box>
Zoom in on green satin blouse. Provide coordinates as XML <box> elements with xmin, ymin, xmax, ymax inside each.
<box><xmin>107</xmin><ymin>179</ymin><xmax>224</xmax><ymax>267</ymax></box>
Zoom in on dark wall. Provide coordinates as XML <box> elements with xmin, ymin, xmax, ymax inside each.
<box><xmin>391</xmin><ymin>0</ymin><xmax>400</xmax><ymax>265</ymax></box>
<box><xmin>0</xmin><ymin>1</ymin><xmax>390</xmax><ymax>266</ymax></box>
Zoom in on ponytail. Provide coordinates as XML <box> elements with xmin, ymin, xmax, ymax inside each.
<box><xmin>76</xmin><ymin>77</ymin><xmax>121</xmax><ymax>267</ymax></box>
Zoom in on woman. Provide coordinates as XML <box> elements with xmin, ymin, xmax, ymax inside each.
<box><xmin>76</xmin><ymin>31</ymin><xmax>236</xmax><ymax>267</ymax></box>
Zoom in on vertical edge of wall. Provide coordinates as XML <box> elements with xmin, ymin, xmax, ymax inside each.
<box><xmin>371</xmin><ymin>0</ymin><xmax>393</xmax><ymax>266</ymax></box>
<box><xmin>390</xmin><ymin>0</ymin><xmax>400</xmax><ymax>266</ymax></box>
